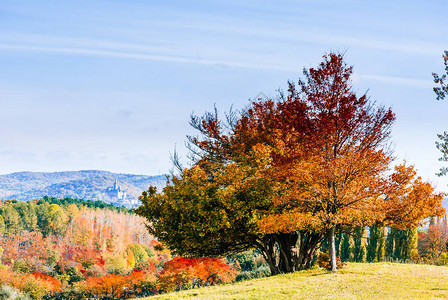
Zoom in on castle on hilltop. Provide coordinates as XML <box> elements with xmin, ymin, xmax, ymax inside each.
<box><xmin>105</xmin><ymin>179</ymin><xmax>138</xmax><ymax>207</ymax></box>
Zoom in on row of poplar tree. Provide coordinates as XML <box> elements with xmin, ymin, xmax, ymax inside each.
<box><xmin>320</xmin><ymin>226</ymin><xmax>419</xmax><ymax>263</ymax></box>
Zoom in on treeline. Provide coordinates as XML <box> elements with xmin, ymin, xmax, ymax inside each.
<box><xmin>320</xmin><ymin>223</ymin><xmax>446</xmax><ymax>264</ymax></box>
<box><xmin>0</xmin><ymin>196</ymin><xmax>130</xmax><ymax>237</ymax></box>
<box><xmin>39</xmin><ymin>196</ymin><xmax>131</xmax><ymax>212</ymax></box>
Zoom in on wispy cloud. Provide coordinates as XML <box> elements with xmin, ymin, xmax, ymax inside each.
<box><xmin>0</xmin><ymin>43</ymin><xmax>295</xmax><ymax>71</ymax></box>
<box><xmin>361</xmin><ymin>74</ymin><xmax>434</xmax><ymax>89</ymax></box>
<box><xmin>0</xmin><ymin>42</ymin><xmax>435</xmax><ymax>89</ymax></box>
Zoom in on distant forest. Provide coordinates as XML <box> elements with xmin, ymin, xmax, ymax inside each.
<box><xmin>0</xmin><ymin>197</ymin><xmax>237</xmax><ymax>299</ymax></box>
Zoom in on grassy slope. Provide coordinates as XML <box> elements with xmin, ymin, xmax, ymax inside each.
<box><xmin>139</xmin><ymin>263</ymin><xmax>448</xmax><ymax>299</ymax></box>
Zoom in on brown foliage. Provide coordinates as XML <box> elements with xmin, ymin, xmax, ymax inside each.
<box><xmin>317</xmin><ymin>252</ymin><xmax>345</xmax><ymax>270</ymax></box>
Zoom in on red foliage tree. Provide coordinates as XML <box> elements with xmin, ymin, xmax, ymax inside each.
<box><xmin>418</xmin><ymin>218</ymin><xmax>448</xmax><ymax>260</ymax></box>
<box><xmin>139</xmin><ymin>52</ymin><xmax>444</xmax><ymax>273</ymax></box>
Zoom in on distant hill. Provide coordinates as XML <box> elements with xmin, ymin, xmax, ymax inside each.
<box><xmin>0</xmin><ymin>170</ymin><xmax>167</xmax><ymax>207</ymax></box>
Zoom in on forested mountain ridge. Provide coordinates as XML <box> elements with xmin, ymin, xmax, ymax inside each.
<box><xmin>0</xmin><ymin>170</ymin><xmax>167</xmax><ymax>206</ymax></box>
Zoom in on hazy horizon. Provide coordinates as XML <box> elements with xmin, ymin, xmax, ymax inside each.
<box><xmin>0</xmin><ymin>169</ymin><xmax>167</xmax><ymax>176</ymax></box>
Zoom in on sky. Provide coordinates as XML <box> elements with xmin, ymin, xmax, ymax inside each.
<box><xmin>0</xmin><ymin>0</ymin><xmax>447</xmax><ymax>190</ymax></box>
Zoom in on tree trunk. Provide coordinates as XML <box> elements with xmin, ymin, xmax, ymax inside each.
<box><xmin>329</xmin><ymin>226</ymin><xmax>337</xmax><ymax>271</ymax></box>
<box><xmin>259</xmin><ymin>232</ymin><xmax>322</xmax><ymax>274</ymax></box>
<box><xmin>297</xmin><ymin>231</ymin><xmax>323</xmax><ymax>270</ymax></box>
<box><xmin>259</xmin><ymin>235</ymin><xmax>280</xmax><ymax>275</ymax></box>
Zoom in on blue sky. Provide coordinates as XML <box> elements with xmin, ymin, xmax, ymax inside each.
<box><xmin>1</xmin><ymin>0</ymin><xmax>447</xmax><ymax>190</ymax></box>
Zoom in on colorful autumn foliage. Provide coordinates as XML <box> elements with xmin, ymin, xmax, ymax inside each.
<box><xmin>0</xmin><ymin>269</ymin><xmax>62</xmax><ymax>299</ymax></box>
<box><xmin>158</xmin><ymin>257</ymin><xmax>238</xmax><ymax>292</ymax></box>
<box><xmin>76</xmin><ymin>270</ymin><xmax>152</xmax><ymax>299</ymax></box>
<box><xmin>137</xmin><ymin>52</ymin><xmax>445</xmax><ymax>273</ymax></box>
<box><xmin>0</xmin><ymin>197</ymin><xmax>240</xmax><ymax>299</ymax></box>
<box><xmin>418</xmin><ymin>217</ymin><xmax>448</xmax><ymax>262</ymax></box>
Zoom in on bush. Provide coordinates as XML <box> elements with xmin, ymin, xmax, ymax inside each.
<box><xmin>235</xmin><ymin>266</ymin><xmax>271</xmax><ymax>282</ymax></box>
<box><xmin>30</xmin><ymin>272</ymin><xmax>62</xmax><ymax>295</ymax></box>
<box><xmin>75</xmin><ymin>270</ymin><xmax>156</xmax><ymax>299</ymax></box>
<box><xmin>317</xmin><ymin>252</ymin><xmax>345</xmax><ymax>270</ymax></box>
<box><xmin>232</xmin><ymin>252</ymin><xmax>255</xmax><ymax>272</ymax></box>
<box><xmin>143</xmin><ymin>245</ymin><xmax>155</xmax><ymax>258</ymax></box>
<box><xmin>65</xmin><ymin>266</ymin><xmax>85</xmax><ymax>285</ymax></box>
<box><xmin>410</xmin><ymin>249</ymin><xmax>420</xmax><ymax>263</ymax></box>
<box><xmin>158</xmin><ymin>257</ymin><xmax>238</xmax><ymax>292</ymax></box>
<box><xmin>13</xmin><ymin>260</ymin><xmax>30</xmax><ymax>274</ymax></box>
<box><xmin>106</xmin><ymin>256</ymin><xmax>127</xmax><ymax>275</ymax></box>
<box><xmin>439</xmin><ymin>252</ymin><xmax>448</xmax><ymax>265</ymax></box>
<box><xmin>21</xmin><ymin>276</ymin><xmax>49</xmax><ymax>300</ymax></box>
<box><xmin>48</xmin><ymin>287</ymin><xmax>85</xmax><ymax>300</ymax></box>
<box><xmin>127</xmin><ymin>244</ymin><xmax>150</xmax><ymax>264</ymax></box>
<box><xmin>0</xmin><ymin>285</ymin><xmax>31</xmax><ymax>300</ymax></box>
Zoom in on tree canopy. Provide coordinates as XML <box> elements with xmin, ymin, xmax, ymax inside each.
<box><xmin>137</xmin><ymin>53</ymin><xmax>445</xmax><ymax>273</ymax></box>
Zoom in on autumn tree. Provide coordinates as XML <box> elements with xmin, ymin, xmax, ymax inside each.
<box><xmin>137</xmin><ymin>53</ymin><xmax>444</xmax><ymax>273</ymax></box>
<box><xmin>418</xmin><ymin>219</ymin><xmax>448</xmax><ymax>260</ymax></box>
<box><xmin>136</xmin><ymin>165</ymin><xmax>275</xmax><ymax>270</ymax></box>
<box><xmin>245</xmin><ymin>54</ymin><xmax>443</xmax><ymax>270</ymax></box>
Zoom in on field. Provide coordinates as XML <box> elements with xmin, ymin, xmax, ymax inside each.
<box><xmin>138</xmin><ymin>262</ymin><xmax>448</xmax><ymax>299</ymax></box>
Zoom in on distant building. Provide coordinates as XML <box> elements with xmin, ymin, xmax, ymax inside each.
<box><xmin>105</xmin><ymin>179</ymin><xmax>139</xmax><ymax>207</ymax></box>
<box><xmin>106</xmin><ymin>179</ymin><xmax>126</xmax><ymax>199</ymax></box>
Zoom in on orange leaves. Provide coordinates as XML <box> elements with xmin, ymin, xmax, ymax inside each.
<box><xmin>384</xmin><ymin>163</ymin><xmax>445</xmax><ymax>229</ymax></box>
<box><xmin>0</xmin><ymin>268</ymin><xmax>61</xmax><ymax>298</ymax></box>
<box><xmin>73</xmin><ymin>246</ymin><xmax>102</xmax><ymax>269</ymax></box>
<box><xmin>418</xmin><ymin>221</ymin><xmax>448</xmax><ymax>259</ymax></box>
<box><xmin>138</xmin><ymin>52</ymin><xmax>445</xmax><ymax>274</ymax></box>
<box><xmin>257</xmin><ymin>210</ymin><xmax>321</xmax><ymax>234</ymax></box>
<box><xmin>77</xmin><ymin>273</ymin><xmax>129</xmax><ymax>299</ymax></box>
<box><xmin>30</xmin><ymin>272</ymin><xmax>62</xmax><ymax>293</ymax></box>
<box><xmin>76</xmin><ymin>269</ymin><xmax>157</xmax><ymax>299</ymax></box>
<box><xmin>251</xmin><ymin>54</ymin><xmax>442</xmax><ymax>236</ymax></box>
<box><xmin>75</xmin><ymin>257</ymin><xmax>237</xmax><ymax>297</ymax></box>
<box><xmin>158</xmin><ymin>257</ymin><xmax>237</xmax><ymax>292</ymax></box>
<box><xmin>1</xmin><ymin>231</ymin><xmax>55</xmax><ymax>272</ymax></box>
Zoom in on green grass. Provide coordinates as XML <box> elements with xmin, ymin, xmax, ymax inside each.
<box><xmin>137</xmin><ymin>263</ymin><xmax>448</xmax><ymax>299</ymax></box>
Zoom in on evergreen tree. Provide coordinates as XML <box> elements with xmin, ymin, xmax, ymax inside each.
<box><xmin>353</xmin><ymin>226</ymin><xmax>367</xmax><ymax>262</ymax></box>
<box><xmin>385</xmin><ymin>228</ymin><xmax>395</xmax><ymax>260</ymax></box>
<box><xmin>340</xmin><ymin>232</ymin><xmax>352</xmax><ymax>262</ymax></box>
<box><xmin>366</xmin><ymin>226</ymin><xmax>386</xmax><ymax>262</ymax></box>
<box><xmin>377</xmin><ymin>227</ymin><xmax>386</xmax><ymax>262</ymax></box>
<box><xmin>3</xmin><ymin>205</ymin><xmax>21</xmax><ymax>235</ymax></box>
<box><xmin>392</xmin><ymin>228</ymin><xmax>418</xmax><ymax>260</ymax></box>
<box><xmin>367</xmin><ymin>227</ymin><xmax>379</xmax><ymax>262</ymax></box>
<box><xmin>406</xmin><ymin>227</ymin><xmax>418</xmax><ymax>260</ymax></box>
<box><xmin>394</xmin><ymin>229</ymin><xmax>406</xmax><ymax>260</ymax></box>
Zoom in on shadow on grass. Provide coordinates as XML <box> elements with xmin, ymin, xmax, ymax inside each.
<box><xmin>308</xmin><ymin>271</ymin><xmax>331</xmax><ymax>277</ymax></box>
